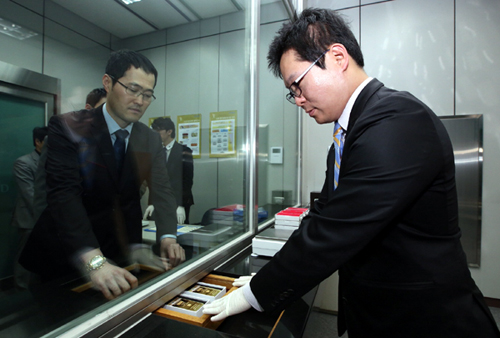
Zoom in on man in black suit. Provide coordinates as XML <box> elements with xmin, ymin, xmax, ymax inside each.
<box><xmin>20</xmin><ymin>50</ymin><xmax>184</xmax><ymax>300</ymax></box>
<box><xmin>147</xmin><ymin>117</ymin><xmax>194</xmax><ymax>224</ymax></box>
<box><xmin>12</xmin><ymin>127</ymin><xmax>48</xmax><ymax>289</ymax></box>
<box><xmin>204</xmin><ymin>8</ymin><xmax>500</xmax><ymax>337</ymax></box>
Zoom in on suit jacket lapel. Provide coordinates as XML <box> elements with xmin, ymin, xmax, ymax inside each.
<box><xmin>91</xmin><ymin>108</ymin><xmax>120</xmax><ymax>187</ymax></box>
<box><xmin>326</xmin><ymin>145</ymin><xmax>336</xmax><ymax>200</ymax></box>
<box><xmin>30</xmin><ymin>150</ymin><xmax>39</xmax><ymax>168</ymax></box>
<box><xmin>167</xmin><ymin>142</ymin><xmax>181</xmax><ymax>168</ymax></box>
<box><xmin>120</xmin><ymin>123</ymin><xmax>145</xmax><ymax>189</ymax></box>
<box><xmin>331</xmin><ymin>79</ymin><xmax>384</xmax><ymax>195</ymax></box>
<box><xmin>342</xmin><ymin>79</ymin><xmax>384</xmax><ymax>161</ymax></box>
<box><xmin>347</xmin><ymin>78</ymin><xmax>384</xmax><ymax>132</ymax></box>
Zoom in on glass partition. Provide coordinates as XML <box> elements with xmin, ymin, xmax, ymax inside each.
<box><xmin>258</xmin><ymin>2</ymin><xmax>301</xmax><ymax>229</ymax></box>
<box><xmin>0</xmin><ymin>0</ymin><xmax>301</xmax><ymax>336</ymax></box>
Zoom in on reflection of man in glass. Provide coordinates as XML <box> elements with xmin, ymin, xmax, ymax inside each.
<box><xmin>11</xmin><ymin>126</ymin><xmax>48</xmax><ymax>289</ymax></box>
<box><xmin>84</xmin><ymin>87</ymin><xmax>107</xmax><ymax>110</ymax></box>
<box><xmin>148</xmin><ymin>117</ymin><xmax>194</xmax><ymax>225</ymax></box>
<box><xmin>20</xmin><ymin>50</ymin><xmax>185</xmax><ymax>300</ymax></box>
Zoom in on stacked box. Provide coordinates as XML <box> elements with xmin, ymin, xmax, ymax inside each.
<box><xmin>155</xmin><ymin>274</ymin><xmax>237</xmax><ymax>330</ymax></box>
<box><xmin>164</xmin><ymin>296</ymin><xmax>208</xmax><ymax>318</ymax></box>
<box><xmin>274</xmin><ymin>207</ymin><xmax>308</xmax><ymax>230</ymax></box>
<box><xmin>211</xmin><ymin>204</ymin><xmax>243</xmax><ymax>225</ymax></box>
<box><xmin>181</xmin><ymin>282</ymin><xmax>226</xmax><ymax>302</ymax></box>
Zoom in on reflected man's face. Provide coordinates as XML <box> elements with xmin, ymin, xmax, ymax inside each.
<box><xmin>104</xmin><ymin>66</ymin><xmax>155</xmax><ymax>128</ymax></box>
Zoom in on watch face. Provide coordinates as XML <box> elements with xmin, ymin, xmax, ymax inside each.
<box><xmin>89</xmin><ymin>255</ymin><xmax>105</xmax><ymax>269</ymax></box>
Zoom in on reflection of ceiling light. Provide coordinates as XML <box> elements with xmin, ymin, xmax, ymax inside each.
<box><xmin>0</xmin><ymin>17</ymin><xmax>37</xmax><ymax>40</ymax></box>
<box><xmin>121</xmin><ymin>0</ymin><xmax>141</xmax><ymax>4</ymax></box>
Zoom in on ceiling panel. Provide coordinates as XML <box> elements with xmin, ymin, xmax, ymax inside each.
<box><xmin>124</xmin><ymin>0</ymin><xmax>191</xmax><ymax>30</ymax></box>
<box><xmin>182</xmin><ymin>0</ymin><xmax>240</xmax><ymax>19</ymax></box>
<box><xmin>49</xmin><ymin>0</ymin><xmax>282</xmax><ymax>40</ymax></box>
<box><xmin>51</xmin><ymin>0</ymin><xmax>156</xmax><ymax>38</ymax></box>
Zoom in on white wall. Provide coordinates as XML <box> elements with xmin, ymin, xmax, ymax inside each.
<box><xmin>0</xmin><ymin>0</ymin><xmax>112</xmax><ymax>113</ymax></box>
<box><xmin>303</xmin><ymin>0</ymin><xmax>500</xmax><ymax>299</ymax></box>
<box><xmin>120</xmin><ymin>1</ymin><xmax>299</xmax><ymax>223</ymax></box>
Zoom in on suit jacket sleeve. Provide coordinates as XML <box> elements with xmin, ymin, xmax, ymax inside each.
<box><xmin>12</xmin><ymin>155</ymin><xmax>36</xmax><ymax>216</ymax></box>
<box><xmin>148</xmin><ymin>132</ymin><xmax>178</xmax><ymax>241</ymax></box>
<box><xmin>45</xmin><ymin>114</ymin><xmax>100</xmax><ymax>252</ymax></box>
<box><xmin>181</xmin><ymin>146</ymin><xmax>194</xmax><ymax>206</ymax></box>
<box><xmin>250</xmin><ymin>91</ymin><xmax>456</xmax><ymax>312</ymax></box>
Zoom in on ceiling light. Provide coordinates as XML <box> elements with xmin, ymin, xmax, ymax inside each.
<box><xmin>0</xmin><ymin>17</ymin><xmax>37</xmax><ymax>40</ymax></box>
<box><xmin>121</xmin><ymin>0</ymin><xmax>141</xmax><ymax>4</ymax></box>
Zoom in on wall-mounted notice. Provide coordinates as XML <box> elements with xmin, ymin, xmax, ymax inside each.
<box><xmin>177</xmin><ymin>114</ymin><xmax>201</xmax><ymax>158</ymax></box>
<box><xmin>209</xmin><ymin>111</ymin><xmax>236</xmax><ymax>158</ymax></box>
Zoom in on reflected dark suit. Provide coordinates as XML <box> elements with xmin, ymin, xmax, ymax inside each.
<box><xmin>250</xmin><ymin>79</ymin><xmax>500</xmax><ymax>337</ymax></box>
<box><xmin>166</xmin><ymin>142</ymin><xmax>194</xmax><ymax>223</ymax></box>
<box><xmin>20</xmin><ymin>106</ymin><xmax>177</xmax><ymax>278</ymax></box>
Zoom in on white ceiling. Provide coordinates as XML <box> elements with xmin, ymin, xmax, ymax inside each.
<box><xmin>51</xmin><ymin>0</ymin><xmax>280</xmax><ymax>39</ymax></box>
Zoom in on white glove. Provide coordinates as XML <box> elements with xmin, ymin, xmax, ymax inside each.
<box><xmin>202</xmin><ymin>287</ymin><xmax>251</xmax><ymax>321</ymax></box>
<box><xmin>233</xmin><ymin>273</ymin><xmax>256</xmax><ymax>287</ymax></box>
<box><xmin>176</xmin><ymin>206</ymin><xmax>186</xmax><ymax>224</ymax></box>
<box><xmin>143</xmin><ymin>205</ymin><xmax>154</xmax><ymax>220</ymax></box>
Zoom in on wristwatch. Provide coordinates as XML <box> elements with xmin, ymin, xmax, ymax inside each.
<box><xmin>86</xmin><ymin>255</ymin><xmax>107</xmax><ymax>272</ymax></box>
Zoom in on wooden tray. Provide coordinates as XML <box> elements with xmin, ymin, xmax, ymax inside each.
<box><xmin>154</xmin><ymin>274</ymin><xmax>238</xmax><ymax>330</ymax></box>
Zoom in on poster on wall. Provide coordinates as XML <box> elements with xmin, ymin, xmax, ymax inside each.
<box><xmin>177</xmin><ymin>114</ymin><xmax>201</xmax><ymax>158</ymax></box>
<box><xmin>209</xmin><ymin>110</ymin><xmax>237</xmax><ymax>158</ymax></box>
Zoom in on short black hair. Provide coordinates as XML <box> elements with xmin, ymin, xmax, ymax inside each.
<box><xmin>85</xmin><ymin>88</ymin><xmax>107</xmax><ymax>108</ymax></box>
<box><xmin>151</xmin><ymin>117</ymin><xmax>175</xmax><ymax>138</ymax></box>
<box><xmin>33</xmin><ymin>126</ymin><xmax>48</xmax><ymax>147</ymax></box>
<box><xmin>267</xmin><ymin>8</ymin><xmax>364</xmax><ymax>78</ymax></box>
<box><xmin>105</xmin><ymin>49</ymin><xmax>158</xmax><ymax>87</ymax></box>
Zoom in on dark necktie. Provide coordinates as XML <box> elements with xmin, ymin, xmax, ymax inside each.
<box><xmin>114</xmin><ymin>129</ymin><xmax>129</xmax><ymax>174</ymax></box>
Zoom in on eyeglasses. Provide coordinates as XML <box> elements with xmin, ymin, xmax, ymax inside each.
<box><xmin>286</xmin><ymin>49</ymin><xmax>329</xmax><ymax>104</ymax></box>
<box><xmin>108</xmin><ymin>75</ymin><xmax>156</xmax><ymax>103</ymax></box>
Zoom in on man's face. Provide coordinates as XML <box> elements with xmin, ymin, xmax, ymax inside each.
<box><xmin>280</xmin><ymin>49</ymin><xmax>349</xmax><ymax>124</ymax></box>
<box><xmin>155</xmin><ymin>128</ymin><xmax>173</xmax><ymax>146</ymax></box>
<box><xmin>103</xmin><ymin>67</ymin><xmax>155</xmax><ymax>128</ymax></box>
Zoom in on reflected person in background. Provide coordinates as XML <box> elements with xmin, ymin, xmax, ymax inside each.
<box><xmin>85</xmin><ymin>87</ymin><xmax>107</xmax><ymax>110</ymax></box>
<box><xmin>204</xmin><ymin>8</ymin><xmax>500</xmax><ymax>338</ymax></box>
<box><xmin>20</xmin><ymin>50</ymin><xmax>185</xmax><ymax>300</ymax></box>
<box><xmin>144</xmin><ymin>117</ymin><xmax>194</xmax><ymax>224</ymax></box>
<box><xmin>11</xmin><ymin>126</ymin><xmax>48</xmax><ymax>289</ymax></box>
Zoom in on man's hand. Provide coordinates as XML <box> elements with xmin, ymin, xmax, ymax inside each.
<box><xmin>202</xmin><ymin>288</ymin><xmax>251</xmax><ymax>321</ymax></box>
<box><xmin>232</xmin><ymin>273</ymin><xmax>256</xmax><ymax>287</ymax></box>
<box><xmin>176</xmin><ymin>206</ymin><xmax>186</xmax><ymax>224</ymax></box>
<box><xmin>160</xmin><ymin>237</ymin><xmax>186</xmax><ymax>270</ymax></box>
<box><xmin>129</xmin><ymin>244</ymin><xmax>165</xmax><ymax>272</ymax></box>
<box><xmin>90</xmin><ymin>263</ymin><xmax>138</xmax><ymax>300</ymax></box>
<box><xmin>80</xmin><ymin>248</ymin><xmax>138</xmax><ymax>300</ymax></box>
<box><xmin>143</xmin><ymin>205</ymin><xmax>154</xmax><ymax>220</ymax></box>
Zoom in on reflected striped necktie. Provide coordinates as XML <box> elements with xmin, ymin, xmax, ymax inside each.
<box><xmin>333</xmin><ymin>122</ymin><xmax>345</xmax><ymax>190</ymax></box>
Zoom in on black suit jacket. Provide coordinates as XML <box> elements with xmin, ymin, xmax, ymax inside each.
<box><xmin>20</xmin><ymin>107</ymin><xmax>178</xmax><ymax>277</ymax></box>
<box><xmin>250</xmin><ymin>79</ymin><xmax>500</xmax><ymax>337</ymax></box>
<box><xmin>166</xmin><ymin>141</ymin><xmax>194</xmax><ymax>208</ymax></box>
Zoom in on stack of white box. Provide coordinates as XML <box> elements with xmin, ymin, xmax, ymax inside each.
<box><xmin>211</xmin><ymin>204</ymin><xmax>243</xmax><ymax>225</ymax></box>
<box><xmin>274</xmin><ymin>207</ymin><xmax>309</xmax><ymax>230</ymax></box>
